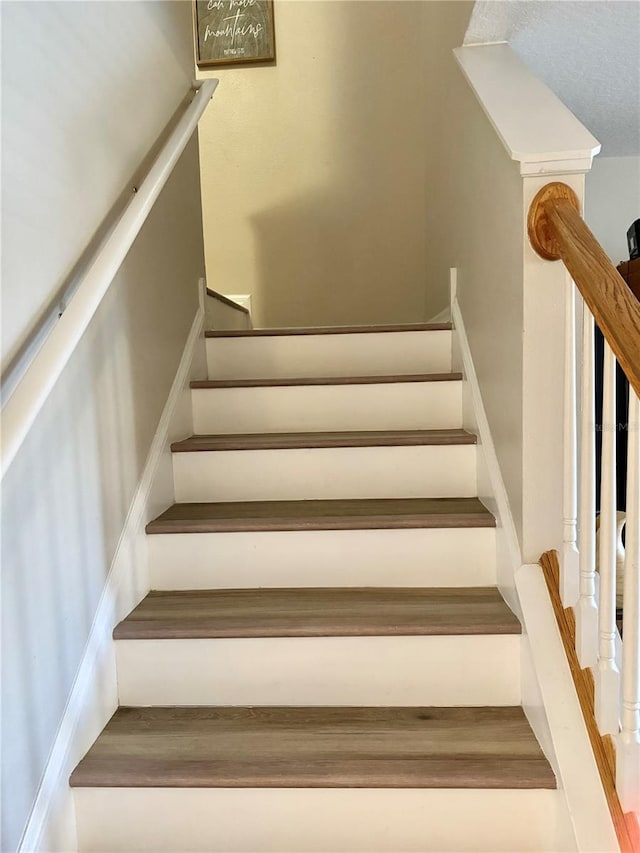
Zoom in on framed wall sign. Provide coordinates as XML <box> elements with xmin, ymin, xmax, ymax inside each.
<box><xmin>194</xmin><ymin>0</ymin><xmax>276</xmax><ymax>68</ymax></box>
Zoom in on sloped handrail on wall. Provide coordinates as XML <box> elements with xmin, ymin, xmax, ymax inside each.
<box><xmin>0</xmin><ymin>78</ymin><xmax>218</xmax><ymax>479</ymax></box>
<box><xmin>529</xmin><ymin>182</ymin><xmax>640</xmax><ymax>825</ymax></box>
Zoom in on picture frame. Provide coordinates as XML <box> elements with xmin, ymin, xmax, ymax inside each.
<box><xmin>193</xmin><ymin>0</ymin><xmax>276</xmax><ymax>68</ymax></box>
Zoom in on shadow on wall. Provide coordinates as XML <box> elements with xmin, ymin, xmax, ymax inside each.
<box><xmin>250</xmin><ymin>189</ymin><xmax>349</xmax><ymax>327</ymax></box>
<box><xmin>201</xmin><ymin>1</ymin><xmax>433</xmax><ymax>328</ymax></box>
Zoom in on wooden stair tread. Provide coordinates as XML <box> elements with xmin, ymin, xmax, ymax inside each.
<box><xmin>171</xmin><ymin>429</ymin><xmax>477</xmax><ymax>453</ymax></box>
<box><xmin>206</xmin><ymin>323</ymin><xmax>452</xmax><ymax>338</ymax></box>
<box><xmin>191</xmin><ymin>372</ymin><xmax>462</xmax><ymax>389</ymax></box>
<box><xmin>113</xmin><ymin>587</ymin><xmax>521</xmax><ymax>640</ymax></box>
<box><xmin>70</xmin><ymin>705</ymin><xmax>554</xmax><ymax>789</ymax></box>
<box><xmin>146</xmin><ymin>497</ymin><xmax>495</xmax><ymax>534</ymax></box>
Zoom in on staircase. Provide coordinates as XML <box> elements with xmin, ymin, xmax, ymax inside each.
<box><xmin>70</xmin><ymin>322</ymin><xmax>562</xmax><ymax>852</ymax></box>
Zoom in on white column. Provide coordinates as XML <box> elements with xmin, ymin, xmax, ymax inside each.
<box><xmin>617</xmin><ymin>389</ymin><xmax>640</xmax><ymax>814</ymax></box>
<box><xmin>562</xmin><ymin>276</ymin><xmax>580</xmax><ymax>606</ymax></box>
<box><xmin>595</xmin><ymin>341</ymin><xmax>621</xmax><ymax>733</ymax></box>
<box><xmin>576</xmin><ymin>305</ymin><xmax>599</xmax><ymax>668</ymax></box>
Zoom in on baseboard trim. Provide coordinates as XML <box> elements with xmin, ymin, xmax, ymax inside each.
<box><xmin>452</xmin><ymin>278</ymin><xmax>595</xmax><ymax>851</ymax></box>
<box><xmin>539</xmin><ymin>551</ymin><xmax>636</xmax><ymax>853</ymax></box>
<box><xmin>205</xmin><ymin>287</ymin><xmax>251</xmax><ymax>316</ymax></box>
<box><xmin>517</xmin><ymin>561</ymin><xmax>619</xmax><ymax>852</ymax></box>
<box><xmin>18</xmin><ymin>303</ymin><xmax>204</xmax><ymax>853</ymax></box>
<box><xmin>451</xmin><ymin>288</ymin><xmax>523</xmax><ymax>610</ymax></box>
<box><xmin>427</xmin><ymin>305</ymin><xmax>451</xmax><ymax>324</ymax></box>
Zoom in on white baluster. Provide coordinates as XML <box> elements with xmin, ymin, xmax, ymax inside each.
<box><xmin>562</xmin><ymin>276</ymin><xmax>580</xmax><ymax>606</ymax></box>
<box><xmin>617</xmin><ymin>389</ymin><xmax>640</xmax><ymax>814</ymax></box>
<box><xmin>595</xmin><ymin>341</ymin><xmax>620</xmax><ymax>733</ymax></box>
<box><xmin>576</xmin><ymin>305</ymin><xmax>599</xmax><ymax>668</ymax></box>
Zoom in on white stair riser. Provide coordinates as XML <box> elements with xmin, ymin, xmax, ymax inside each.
<box><xmin>206</xmin><ymin>330</ymin><xmax>452</xmax><ymax>380</ymax></box>
<box><xmin>192</xmin><ymin>381</ymin><xmax>462</xmax><ymax>434</ymax></box>
<box><xmin>115</xmin><ymin>635</ymin><xmax>520</xmax><ymax>706</ymax></box>
<box><xmin>148</xmin><ymin>527</ymin><xmax>496</xmax><ymax>590</ymax></box>
<box><xmin>172</xmin><ymin>445</ymin><xmax>477</xmax><ymax>502</ymax></box>
<box><xmin>74</xmin><ymin>787</ymin><xmax>562</xmax><ymax>853</ymax></box>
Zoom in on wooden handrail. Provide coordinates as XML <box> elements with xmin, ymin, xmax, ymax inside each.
<box><xmin>528</xmin><ymin>182</ymin><xmax>640</xmax><ymax>399</ymax></box>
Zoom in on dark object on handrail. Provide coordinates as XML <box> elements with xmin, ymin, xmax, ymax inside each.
<box><xmin>595</xmin><ymin>326</ymin><xmax>629</xmax><ymax>513</ymax></box>
<box><xmin>627</xmin><ymin>219</ymin><xmax>639</xmax><ymax>261</ymax></box>
<box><xmin>617</xmin><ymin>257</ymin><xmax>640</xmax><ymax>304</ymax></box>
<box><xmin>594</xmin><ymin>255</ymin><xmax>640</xmax><ymax>513</ymax></box>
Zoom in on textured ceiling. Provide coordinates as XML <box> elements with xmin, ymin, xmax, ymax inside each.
<box><xmin>464</xmin><ymin>1</ymin><xmax>640</xmax><ymax>157</ymax></box>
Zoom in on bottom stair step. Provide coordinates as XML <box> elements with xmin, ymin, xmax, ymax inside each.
<box><xmin>71</xmin><ymin>707</ymin><xmax>563</xmax><ymax>852</ymax></box>
<box><xmin>71</xmin><ymin>706</ymin><xmax>554</xmax><ymax>789</ymax></box>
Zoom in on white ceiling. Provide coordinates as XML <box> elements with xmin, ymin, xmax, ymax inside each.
<box><xmin>464</xmin><ymin>1</ymin><xmax>640</xmax><ymax>157</ymax></box>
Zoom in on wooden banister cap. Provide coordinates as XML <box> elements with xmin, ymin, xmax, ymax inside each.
<box><xmin>528</xmin><ymin>182</ymin><xmax>581</xmax><ymax>261</ymax></box>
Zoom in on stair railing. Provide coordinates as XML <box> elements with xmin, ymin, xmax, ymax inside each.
<box><xmin>529</xmin><ymin>182</ymin><xmax>640</xmax><ymax>817</ymax></box>
<box><xmin>0</xmin><ymin>78</ymin><xmax>218</xmax><ymax>479</ymax></box>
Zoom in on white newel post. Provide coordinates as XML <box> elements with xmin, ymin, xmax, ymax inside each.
<box><xmin>576</xmin><ymin>304</ymin><xmax>599</xmax><ymax>668</ymax></box>
<box><xmin>562</xmin><ymin>275</ymin><xmax>580</xmax><ymax>607</ymax></box>
<box><xmin>595</xmin><ymin>341</ymin><xmax>621</xmax><ymax>733</ymax></box>
<box><xmin>617</xmin><ymin>389</ymin><xmax>640</xmax><ymax>814</ymax></box>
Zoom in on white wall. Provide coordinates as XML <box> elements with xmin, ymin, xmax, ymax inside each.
<box><xmin>423</xmin><ymin>36</ymin><xmax>526</xmax><ymax>544</ymax></box>
<box><xmin>421</xmin><ymin>1</ymin><xmax>477</xmax><ymax>319</ymax></box>
<box><xmin>585</xmin><ymin>155</ymin><xmax>640</xmax><ymax>265</ymax></box>
<box><xmin>1</xmin><ymin>0</ymin><xmax>195</xmax><ymax>365</ymax></box>
<box><xmin>197</xmin><ymin>1</ymin><xmax>472</xmax><ymax>329</ymax></box>
<box><xmin>0</xmin><ymin>4</ymin><xmax>206</xmax><ymax>851</ymax></box>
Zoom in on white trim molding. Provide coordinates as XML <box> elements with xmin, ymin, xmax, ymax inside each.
<box><xmin>225</xmin><ymin>294</ymin><xmax>252</xmax><ymax>317</ymax></box>
<box><xmin>516</xmin><ymin>564</ymin><xmax>619</xmax><ymax>852</ymax></box>
<box><xmin>453</xmin><ymin>44</ymin><xmax>601</xmax><ymax>176</ymax></box>
<box><xmin>18</xmin><ymin>303</ymin><xmax>204</xmax><ymax>853</ymax></box>
<box><xmin>450</xmin><ymin>276</ymin><xmax>522</xmax><ymax>613</ymax></box>
<box><xmin>452</xmin><ymin>278</ymin><xmax>617</xmax><ymax>851</ymax></box>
